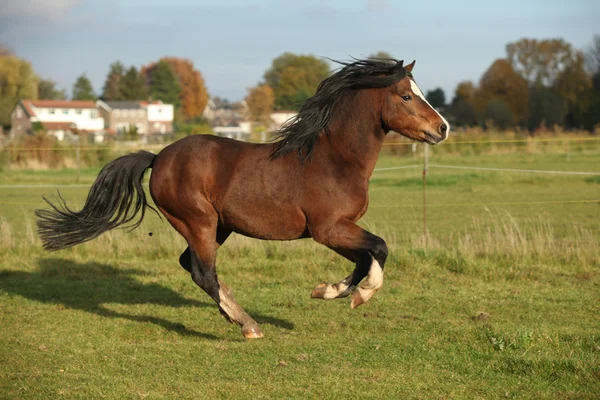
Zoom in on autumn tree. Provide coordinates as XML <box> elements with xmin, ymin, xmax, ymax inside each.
<box><xmin>142</xmin><ymin>57</ymin><xmax>208</xmax><ymax>120</ymax></box>
<box><xmin>554</xmin><ymin>54</ymin><xmax>592</xmax><ymax>128</ymax></box>
<box><xmin>120</xmin><ymin>66</ymin><xmax>147</xmax><ymax>100</ymax></box>
<box><xmin>426</xmin><ymin>88</ymin><xmax>446</xmax><ymax>108</ymax></box>
<box><xmin>527</xmin><ymin>86</ymin><xmax>566</xmax><ymax>129</ymax></box>
<box><xmin>475</xmin><ymin>59</ymin><xmax>528</xmax><ymax>126</ymax></box>
<box><xmin>38</xmin><ymin>79</ymin><xmax>67</xmax><ymax>100</ymax></box>
<box><xmin>585</xmin><ymin>35</ymin><xmax>600</xmax><ymax>75</ymax></box>
<box><xmin>142</xmin><ymin>60</ymin><xmax>181</xmax><ymax>106</ymax></box>
<box><xmin>483</xmin><ymin>99</ymin><xmax>513</xmax><ymax>129</ymax></box>
<box><xmin>583</xmin><ymin>35</ymin><xmax>600</xmax><ymax>130</ymax></box>
<box><xmin>368</xmin><ymin>51</ymin><xmax>394</xmax><ymax>61</ymax></box>
<box><xmin>506</xmin><ymin>38</ymin><xmax>581</xmax><ymax>87</ymax></box>
<box><xmin>101</xmin><ymin>61</ymin><xmax>126</xmax><ymax>101</ymax></box>
<box><xmin>0</xmin><ymin>54</ymin><xmax>38</xmax><ymax>126</ymax></box>
<box><xmin>245</xmin><ymin>84</ymin><xmax>275</xmax><ymax>125</ymax></box>
<box><xmin>72</xmin><ymin>74</ymin><xmax>96</xmax><ymax>101</ymax></box>
<box><xmin>450</xmin><ymin>81</ymin><xmax>477</xmax><ymax>126</ymax></box>
<box><xmin>264</xmin><ymin>53</ymin><xmax>330</xmax><ymax>110</ymax></box>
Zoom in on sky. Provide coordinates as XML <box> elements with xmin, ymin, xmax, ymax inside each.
<box><xmin>1</xmin><ymin>0</ymin><xmax>598</xmax><ymax>102</ymax></box>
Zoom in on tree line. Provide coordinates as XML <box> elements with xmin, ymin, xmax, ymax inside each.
<box><xmin>1</xmin><ymin>36</ymin><xmax>600</xmax><ymax>132</ymax></box>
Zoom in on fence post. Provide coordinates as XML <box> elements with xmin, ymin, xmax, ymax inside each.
<box><xmin>423</xmin><ymin>143</ymin><xmax>429</xmax><ymax>244</ymax></box>
<box><xmin>76</xmin><ymin>137</ymin><xmax>81</xmax><ymax>183</ymax></box>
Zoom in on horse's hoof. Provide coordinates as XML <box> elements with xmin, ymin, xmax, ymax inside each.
<box><xmin>311</xmin><ymin>283</ymin><xmax>328</xmax><ymax>299</ymax></box>
<box><xmin>242</xmin><ymin>324</ymin><xmax>264</xmax><ymax>339</ymax></box>
<box><xmin>350</xmin><ymin>290</ymin><xmax>365</xmax><ymax>309</ymax></box>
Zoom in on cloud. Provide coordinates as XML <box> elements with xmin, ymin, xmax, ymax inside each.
<box><xmin>0</xmin><ymin>0</ymin><xmax>82</xmax><ymax>19</ymax></box>
<box><xmin>366</xmin><ymin>0</ymin><xmax>391</xmax><ymax>13</ymax></box>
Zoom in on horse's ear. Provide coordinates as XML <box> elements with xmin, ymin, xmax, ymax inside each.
<box><xmin>405</xmin><ymin>60</ymin><xmax>416</xmax><ymax>73</ymax></box>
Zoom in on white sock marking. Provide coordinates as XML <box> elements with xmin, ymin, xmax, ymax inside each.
<box><xmin>355</xmin><ymin>258</ymin><xmax>384</xmax><ymax>304</ymax></box>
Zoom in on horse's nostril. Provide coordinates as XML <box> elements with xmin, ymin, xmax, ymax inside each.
<box><xmin>440</xmin><ymin>123</ymin><xmax>448</xmax><ymax>136</ymax></box>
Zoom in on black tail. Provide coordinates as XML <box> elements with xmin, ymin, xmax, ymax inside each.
<box><xmin>35</xmin><ymin>150</ymin><xmax>156</xmax><ymax>251</ymax></box>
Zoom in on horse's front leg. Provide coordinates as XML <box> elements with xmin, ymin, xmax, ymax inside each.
<box><xmin>310</xmin><ymin>219</ymin><xmax>388</xmax><ymax>308</ymax></box>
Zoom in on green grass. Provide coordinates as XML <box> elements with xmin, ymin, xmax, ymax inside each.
<box><xmin>0</xmin><ymin>149</ymin><xmax>599</xmax><ymax>399</ymax></box>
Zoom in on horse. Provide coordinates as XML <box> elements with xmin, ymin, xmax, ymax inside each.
<box><xmin>36</xmin><ymin>58</ymin><xmax>450</xmax><ymax>339</ymax></box>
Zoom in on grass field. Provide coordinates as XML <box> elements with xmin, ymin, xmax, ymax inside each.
<box><xmin>0</xmin><ymin>145</ymin><xmax>599</xmax><ymax>399</ymax></box>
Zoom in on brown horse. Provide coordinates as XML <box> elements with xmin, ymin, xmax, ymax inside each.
<box><xmin>36</xmin><ymin>58</ymin><xmax>449</xmax><ymax>339</ymax></box>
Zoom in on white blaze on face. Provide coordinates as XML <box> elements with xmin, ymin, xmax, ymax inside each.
<box><xmin>409</xmin><ymin>79</ymin><xmax>450</xmax><ymax>140</ymax></box>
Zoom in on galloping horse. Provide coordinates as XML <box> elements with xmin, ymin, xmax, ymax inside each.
<box><xmin>36</xmin><ymin>58</ymin><xmax>450</xmax><ymax>339</ymax></box>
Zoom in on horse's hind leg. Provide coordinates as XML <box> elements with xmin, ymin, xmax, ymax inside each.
<box><xmin>185</xmin><ymin>243</ymin><xmax>263</xmax><ymax>339</ymax></box>
<box><xmin>163</xmin><ymin>208</ymin><xmax>262</xmax><ymax>339</ymax></box>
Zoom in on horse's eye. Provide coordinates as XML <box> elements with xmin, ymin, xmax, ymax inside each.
<box><xmin>401</xmin><ymin>95</ymin><xmax>412</xmax><ymax>101</ymax></box>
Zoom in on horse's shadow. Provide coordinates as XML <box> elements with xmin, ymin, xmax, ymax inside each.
<box><xmin>0</xmin><ymin>258</ymin><xmax>294</xmax><ymax>340</ymax></box>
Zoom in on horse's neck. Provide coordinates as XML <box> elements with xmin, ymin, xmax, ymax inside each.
<box><xmin>318</xmin><ymin>89</ymin><xmax>386</xmax><ymax>177</ymax></box>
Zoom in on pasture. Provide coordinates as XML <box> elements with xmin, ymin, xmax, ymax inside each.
<box><xmin>0</xmin><ymin>145</ymin><xmax>599</xmax><ymax>399</ymax></box>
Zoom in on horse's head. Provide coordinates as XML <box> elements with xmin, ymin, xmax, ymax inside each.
<box><xmin>382</xmin><ymin>61</ymin><xmax>450</xmax><ymax>144</ymax></box>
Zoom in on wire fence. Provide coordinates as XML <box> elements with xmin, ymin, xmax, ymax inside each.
<box><xmin>1</xmin><ymin>138</ymin><xmax>599</xmax><ymax>237</ymax></box>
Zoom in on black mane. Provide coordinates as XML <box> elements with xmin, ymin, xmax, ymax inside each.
<box><xmin>271</xmin><ymin>57</ymin><xmax>411</xmax><ymax>160</ymax></box>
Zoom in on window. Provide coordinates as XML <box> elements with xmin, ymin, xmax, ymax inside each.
<box><xmin>62</xmin><ymin>109</ymin><xmax>69</xmax><ymax>115</ymax></box>
<box><xmin>49</xmin><ymin>109</ymin><xmax>55</xmax><ymax>115</ymax></box>
<box><xmin>90</xmin><ymin>110</ymin><xmax>98</xmax><ymax>118</ymax></box>
<box><xmin>16</xmin><ymin>108</ymin><xmax>23</xmax><ymax>118</ymax></box>
<box><xmin>76</xmin><ymin>109</ymin><xmax>82</xmax><ymax>115</ymax></box>
<box><xmin>157</xmin><ymin>107</ymin><xmax>162</xmax><ymax>113</ymax></box>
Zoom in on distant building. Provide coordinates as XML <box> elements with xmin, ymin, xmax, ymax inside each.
<box><xmin>143</xmin><ymin>101</ymin><xmax>174</xmax><ymax>134</ymax></box>
<box><xmin>213</xmin><ymin>120</ymin><xmax>252</xmax><ymax>141</ymax></box>
<box><xmin>270</xmin><ymin>110</ymin><xmax>297</xmax><ymax>129</ymax></box>
<box><xmin>10</xmin><ymin>100</ymin><xmax>104</xmax><ymax>141</ymax></box>
<box><xmin>203</xmin><ymin>98</ymin><xmax>249</xmax><ymax>125</ymax></box>
<box><xmin>96</xmin><ymin>100</ymin><xmax>148</xmax><ymax>135</ymax></box>
<box><xmin>97</xmin><ymin>100</ymin><xmax>174</xmax><ymax>136</ymax></box>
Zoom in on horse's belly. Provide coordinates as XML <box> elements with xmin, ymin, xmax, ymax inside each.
<box><xmin>220</xmin><ymin>202</ymin><xmax>307</xmax><ymax>240</ymax></box>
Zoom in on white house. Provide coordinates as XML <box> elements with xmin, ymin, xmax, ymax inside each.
<box><xmin>11</xmin><ymin>100</ymin><xmax>105</xmax><ymax>141</ymax></box>
<box><xmin>270</xmin><ymin>110</ymin><xmax>297</xmax><ymax>129</ymax></box>
<box><xmin>143</xmin><ymin>101</ymin><xmax>174</xmax><ymax>134</ymax></box>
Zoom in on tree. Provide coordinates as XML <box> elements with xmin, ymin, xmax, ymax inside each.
<box><xmin>585</xmin><ymin>35</ymin><xmax>600</xmax><ymax>75</ymax></box>
<box><xmin>120</xmin><ymin>66</ymin><xmax>147</xmax><ymax>100</ymax></box>
<box><xmin>143</xmin><ymin>60</ymin><xmax>181</xmax><ymax>106</ymax></box>
<box><xmin>506</xmin><ymin>38</ymin><xmax>580</xmax><ymax>87</ymax></box>
<box><xmin>245</xmin><ymin>84</ymin><xmax>275</xmax><ymax>125</ymax></box>
<box><xmin>554</xmin><ymin>54</ymin><xmax>592</xmax><ymax>128</ymax></box>
<box><xmin>0</xmin><ymin>54</ymin><xmax>38</xmax><ymax>126</ymax></box>
<box><xmin>72</xmin><ymin>74</ymin><xmax>96</xmax><ymax>101</ymax></box>
<box><xmin>475</xmin><ymin>59</ymin><xmax>528</xmax><ymax>126</ymax></box>
<box><xmin>450</xmin><ymin>81</ymin><xmax>477</xmax><ymax>126</ymax></box>
<box><xmin>527</xmin><ymin>86</ymin><xmax>566</xmax><ymax>130</ymax></box>
<box><xmin>483</xmin><ymin>99</ymin><xmax>513</xmax><ymax>130</ymax></box>
<box><xmin>38</xmin><ymin>79</ymin><xmax>67</xmax><ymax>100</ymax></box>
<box><xmin>264</xmin><ymin>53</ymin><xmax>330</xmax><ymax>110</ymax></box>
<box><xmin>425</xmin><ymin>88</ymin><xmax>445</xmax><ymax>108</ymax></box>
<box><xmin>142</xmin><ymin>58</ymin><xmax>208</xmax><ymax>119</ymax></box>
<box><xmin>368</xmin><ymin>51</ymin><xmax>394</xmax><ymax>61</ymax></box>
<box><xmin>101</xmin><ymin>61</ymin><xmax>125</xmax><ymax>101</ymax></box>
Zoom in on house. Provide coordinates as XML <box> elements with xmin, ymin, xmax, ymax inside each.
<box><xmin>144</xmin><ymin>101</ymin><xmax>174</xmax><ymax>134</ymax></box>
<box><xmin>203</xmin><ymin>98</ymin><xmax>249</xmax><ymax>125</ymax></box>
<box><xmin>270</xmin><ymin>110</ymin><xmax>297</xmax><ymax>129</ymax></box>
<box><xmin>10</xmin><ymin>100</ymin><xmax>105</xmax><ymax>141</ymax></box>
<box><xmin>213</xmin><ymin>120</ymin><xmax>252</xmax><ymax>141</ymax></box>
<box><xmin>96</xmin><ymin>100</ymin><xmax>148</xmax><ymax>135</ymax></box>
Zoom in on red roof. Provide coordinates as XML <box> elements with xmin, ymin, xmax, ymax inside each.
<box><xmin>30</xmin><ymin>100</ymin><xmax>96</xmax><ymax>109</ymax></box>
<box><xmin>139</xmin><ymin>100</ymin><xmax>163</xmax><ymax>107</ymax></box>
